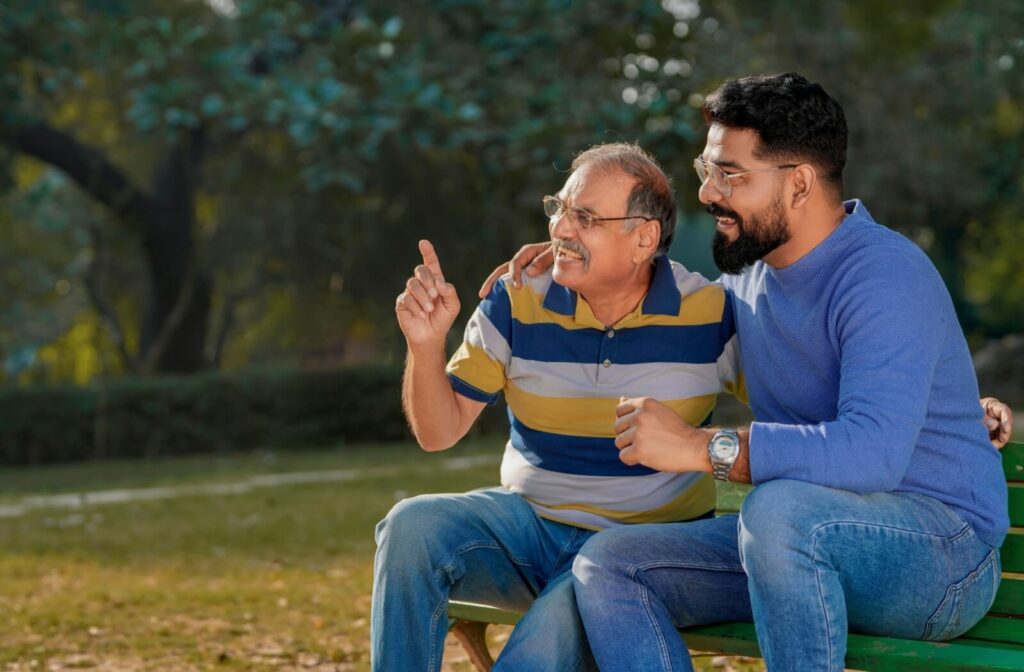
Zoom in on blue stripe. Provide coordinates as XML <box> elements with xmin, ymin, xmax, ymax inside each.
<box><xmin>448</xmin><ymin>375</ymin><xmax>501</xmax><ymax>404</ymax></box>
<box><xmin>509</xmin><ymin>411</ymin><xmax>658</xmax><ymax>477</ymax></box>
<box><xmin>720</xmin><ymin>288</ymin><xmax>737</xmax><ymax>342</ymax></box>
<box><xmin>510</xmin><ymin>320</ymin><xmax>728</xmax><ymax>364</ymax></box>
<box><xmin>479</xmin><ymin>279</ymin><xmax>513</xmax><ymax>342</ymax></box>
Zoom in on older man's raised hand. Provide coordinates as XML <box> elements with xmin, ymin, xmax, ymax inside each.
<box><xmin>396</xmin><ymin>240</ymin><xmax>461</xmax><ymax>347</ymax></box>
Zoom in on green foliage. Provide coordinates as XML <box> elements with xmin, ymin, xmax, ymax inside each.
<box><xmin>964</xmin><ymin>211</ymin><xmax>1024</xmax><ymax>335</ymax></box>
<box><xmin>1</xmin><ymin>0</ymin><xmax>1022</xmax><ymax>383</ymax></box>
<box><xmin>0</xmin><ymin>364</ymin><xmax>510</xmax><ymax>464</ymax></box>
<box><xmin>0</xmin><ymin>366</ymin><xmax>405</xmax><ymax>464</ymax></box>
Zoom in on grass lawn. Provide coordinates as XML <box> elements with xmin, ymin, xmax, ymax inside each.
<box><xmin>0</xmin><ymin>438</ymin><xmax>761</xmax><ymax>671</ymax></box>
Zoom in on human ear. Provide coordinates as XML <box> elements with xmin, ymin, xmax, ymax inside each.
<box><xmin>632</xmin><ymin>219</ymin><xmax>660</xmax><ymax>264</ymax></box>
<box><xmin>790</xmin><ymin>164</ymin><xmax>816</xmax><ymax>209</ymax></box>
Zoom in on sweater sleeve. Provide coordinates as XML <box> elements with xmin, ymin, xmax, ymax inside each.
<box><xmin>748</xmin><ymin>251</ymin><xmax>948</xmax><ymax>493</ymax></box>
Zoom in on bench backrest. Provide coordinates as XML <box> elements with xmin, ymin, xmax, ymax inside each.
<box><xmin>992</xmin><ymin>442</ymin><xmax>1023</xmax><ymax>617</ymax></box>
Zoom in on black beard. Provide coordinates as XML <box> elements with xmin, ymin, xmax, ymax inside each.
<box><xmin>710</xmin><ymin>196</ymin><xmax>790</xmax><ymax>275</ymax></box>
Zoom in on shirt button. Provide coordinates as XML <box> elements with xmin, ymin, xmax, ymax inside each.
<box><xmin>607</xmin><ymin>330</ymin><xmax>615</xmax><ymax>338</ymax></box>
<box><xmin>602</xmin><ymin>359</ymin><xmax>611</xmax><ymax>368</ymax></box>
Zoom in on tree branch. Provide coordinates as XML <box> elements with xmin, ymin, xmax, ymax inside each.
<box><xmin>5</xmin><ymin>121</ymin><xmax>154</xmax><ymax>224</ymax></box>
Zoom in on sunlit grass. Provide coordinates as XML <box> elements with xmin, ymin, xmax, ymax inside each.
<box><xmin>0</xmin><ymin>439</ymin><xmax>762</xmax><ymax>671</ymax></box>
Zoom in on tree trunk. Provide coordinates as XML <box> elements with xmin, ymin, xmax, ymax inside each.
<box><xmin>6</xmin><ymin>121</ymin><xmax>214</xmax><ymax>374</ymax></box>
<box><xmin>139</xmin><ymin>129</ymin><xmax>211</xmax><ymax>373</ymax></box>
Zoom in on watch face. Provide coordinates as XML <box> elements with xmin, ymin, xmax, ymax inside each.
<box><xmin>711</xmin><ymin>434</ymin><xmax>739</xmax><ymax>460</ymax></box>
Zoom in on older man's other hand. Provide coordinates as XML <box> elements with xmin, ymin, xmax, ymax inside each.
<box><xmin>613</xmin><ymin>397</ymin><xmax>713</xmax><ymax>473</ymax></box>
<box><xmin>982</xmin><ymin>397</ymin><xmax>1014</xmax><ymax>449</ymax></box>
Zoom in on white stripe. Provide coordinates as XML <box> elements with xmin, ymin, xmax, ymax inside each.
<box><xmin>716</xmin><ymin>334</ymin><xmax>742</xmax><ymax>389</ymax></box>
<box><xmin>464</xmin><ymin>307</ymin><xmax>511</xmax><ymax>365</ymax></box>
<box><xmin>507</xmin><ymin>357</ymin><xmax>721</xmax><ymax>399</ymax></box>
<box><xmin>499</xmin><ymin>444</ymin><xmax>707</xmax><ymax>513</ymax></box>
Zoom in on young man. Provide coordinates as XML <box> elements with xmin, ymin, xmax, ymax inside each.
<box><xmin>574</xmin><ymin>73</ymin><xmax>1009</xmax><ymax>671</ymax></box>
<box><xmin>373</xmin><ymin>143</ymin><xmax>741</xmax><ymax>671</ymax></box>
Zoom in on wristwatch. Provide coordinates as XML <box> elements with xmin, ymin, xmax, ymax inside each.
<box><xmin>708</xmin><ymin>428</ymin><xmax>741</xmax><ymax>481</ymax></box>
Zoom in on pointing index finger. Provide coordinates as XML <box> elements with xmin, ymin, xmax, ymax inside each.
<box><xmin>418</xmin><ymin>240</ymin><xmax>446</xmax><ymax>284</ymax></box>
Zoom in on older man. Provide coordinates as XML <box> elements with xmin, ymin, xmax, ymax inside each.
<box><xmin>371</xmin><ymin>143</ymin><xmax>742</xmax><ymax>671</ymax></box>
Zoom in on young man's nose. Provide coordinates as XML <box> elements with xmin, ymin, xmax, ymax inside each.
<box><xmin>698</xmin><ymin>177</ymin><xmax>724</xmax><ymax>205</ymax></box>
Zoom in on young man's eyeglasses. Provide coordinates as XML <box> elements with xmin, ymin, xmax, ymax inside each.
<box><xmin>693</xmin><ymin>158</ymin><xmax>797</xmax><ymax>198</ymax></box>
<box><xmin>543</xmin><ymin>195</ymin><xmax>653</xmax><ymax>231</ymax></box>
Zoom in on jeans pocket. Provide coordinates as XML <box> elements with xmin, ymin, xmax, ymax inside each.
<box><xmin>922</xmin><ymin>548</ymin><xmax>999</xmax><ymax>641</ymax></box>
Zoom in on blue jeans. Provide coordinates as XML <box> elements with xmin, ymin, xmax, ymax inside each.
<box><xmin>573</xmin><ymin>479</ymin><xmax>1000</xmax><ymax>672</ymax></box>
<box><xmin>371</xmin><ymin>487</ymin><xmax>597</xmax><ymax>671</ymax></box>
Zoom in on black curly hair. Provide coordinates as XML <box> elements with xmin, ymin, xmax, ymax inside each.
<box><xmin>702</xmin><ymin>73</ymin><xmax>847</xmax><ymax>198</ymax></box>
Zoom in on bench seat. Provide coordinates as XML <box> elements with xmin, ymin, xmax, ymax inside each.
<box><xmin>449</xmin><ymin>442</ymin><xmax>1024</xmax><ymax>671</ymax></box>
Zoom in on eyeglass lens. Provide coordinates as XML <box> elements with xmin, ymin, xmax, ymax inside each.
<box><xmin>543</xmin><ymin>197</ymin><xmax>593</xmax><ymax>229</ymax></box>
<box><xmin>693</xmin><ymin>159</ymin><xmax>730</xmax><ymax>196</ymax></box>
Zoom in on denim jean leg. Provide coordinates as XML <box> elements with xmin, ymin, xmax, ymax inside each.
<box><xmin>573</xmin><ymin>516</ymin><xmax>752</xmax><ymax>672</ymax></box>
<box><xmin>371</xmin><ymin>488</ymin><xmax>568</xmax><ymax>672</ymax></box>
<box><xmin>738</xmin><ymin>479</ymin><xmax>1001</xmax><ymax>672</ymax></box>
<box><xmin>493</xmin><ymin>570</ymin><xmax>598</xmax><ymax>672</ymax></box>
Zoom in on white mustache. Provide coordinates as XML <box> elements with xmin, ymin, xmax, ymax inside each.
<box><xmin>553</xmin><ymin>239</ymin><xmax>590</xmax><ymax>260</ymax></box>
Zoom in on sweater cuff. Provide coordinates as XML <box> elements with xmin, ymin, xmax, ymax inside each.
<box><xmin>748</xmin><ymin>422</ymin><xmax>774</xmax><ymax>485</ymax></box>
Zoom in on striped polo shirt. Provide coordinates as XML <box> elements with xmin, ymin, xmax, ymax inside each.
<box><xmin>446</xmin><ymin>255</ymin><xmax>743</xmax><ymax>530</ymax></box>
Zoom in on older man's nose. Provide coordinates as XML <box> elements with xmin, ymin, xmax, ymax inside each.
<box><xmin>550</xmin><ymin>212</ymin><xmax>575</xmax><ymax>238</ymax></box>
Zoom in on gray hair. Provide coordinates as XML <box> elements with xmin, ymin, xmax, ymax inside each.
<box><xmin>571</xmin><ymin>142</ymin><xmax>677</xmax><ymax>255</ymax></box>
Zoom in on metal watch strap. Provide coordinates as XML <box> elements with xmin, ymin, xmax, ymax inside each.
<box><xmin>709</xmin><ymin>428</ymin><xmax>740</xmax><ymax>481</ymax></box>
<box><xmin>712</xmin><ymin>457</ymin><xmax>733</xmax><ymax>481</ymax></box>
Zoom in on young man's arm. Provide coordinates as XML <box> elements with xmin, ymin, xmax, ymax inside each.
<box><xmin>614</xmin><ymin>251</ymin><xmax>1008</xmax><ymax>485</ymax></box>
<box><xmin>396</xmin><ymin>240</ymin><xmax>485</xmax><ymax>451</ymax></box>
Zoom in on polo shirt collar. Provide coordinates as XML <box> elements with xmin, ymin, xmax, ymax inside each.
<box><xmin>542</xmin><ymin>255</ymin><xmax>681</xmax><ymax>318</ymax></box>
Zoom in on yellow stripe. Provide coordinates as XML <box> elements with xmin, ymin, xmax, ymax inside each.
<box><xmin>507</xmin><ymin>283</ymin><xmax>588</xmax><ymax>330</ymax></box>
<box><xmin>445</xmin><ymin>342</ymin><xmax>506</xmax><ymax>396</ymax></box>
<box><xmin>620</xmin><ymin>284</ymin><xmax>726</xmax><ymax>327</ymax></box>
<box><xmin>505</xmin><ymin>382</ymin><xmax>718</xmax><ymax>438</ymax></box>
<box><xmin>528</xmin><ymin>474</ymin><xmax>716</xmax><ymax>525</ymax></box>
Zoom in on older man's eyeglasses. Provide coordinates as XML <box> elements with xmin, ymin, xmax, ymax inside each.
<box><xmin>543</xmin><ymin>195</ymin><xmax>653</xmax><ymax>231</ymax></box>
<box><xmin>693</xmin><ymin>158</ymin><xmax>797</xmax><ymax>198</ymax></box>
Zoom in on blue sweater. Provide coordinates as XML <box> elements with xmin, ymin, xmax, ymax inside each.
<box><xmin>720</xmin><ymin>200</ymin><xmax>1009</xmax><ymax>548</ymax></box>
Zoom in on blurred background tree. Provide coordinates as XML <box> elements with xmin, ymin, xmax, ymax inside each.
<box><xmin>1</xmin><ymin>0</ymin><xmax>1021</xmax><ymax>386</ymax></box>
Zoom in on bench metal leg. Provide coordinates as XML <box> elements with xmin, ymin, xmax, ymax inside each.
<box><xmin>450</xmin><ymin>619</ymin><xmax>494</xmax><ymax>671</ymax></box>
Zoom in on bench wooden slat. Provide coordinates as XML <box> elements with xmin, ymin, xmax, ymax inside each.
<box><xmin>681</xmin><ymin>622</ymin><xmax>762</xmax><ymax>658</ymax></box>
<box><xmin>680</xmin><ymin>621</ymin><xmax>1024</xmax><ymax>672</ymax></box>
<box><xmin>1004</xmin><ymin>443</ymin><xmax>1024</xmax><ymax>482</ymax></box>
<box><xmin>449</xmin><ymin>601</ymin><xmax>520</xmax><ymax>626</ymax></box>
<box><xmin>1008</xmin><ymin>484</ymin><xmax>1024</xmax><ymax>526</ymax></box>
<box><xmin>991</xmin><ymin>578</ymin><xmax>1024</xmax><ymax>616</ymax></box>
<box><xmin>843</xmin><ymin>635</ymin><xmax>1024</xmax><ymax>672</ymax></box>
<box><xmin>1001</xmin><ymin>530</ymin><xmax>1024</xmax><ymax>574</ymax></box>
<box><xmin>962</xmin><ymin>615</ymin><xmax>1024</xmax><ymax>645</ymax></box>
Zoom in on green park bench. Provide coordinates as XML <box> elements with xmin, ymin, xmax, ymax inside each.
<box><xmin>448</xmin><ymin>441</ymin><xmax>1024</xmax><ymax>671</ymax></box>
